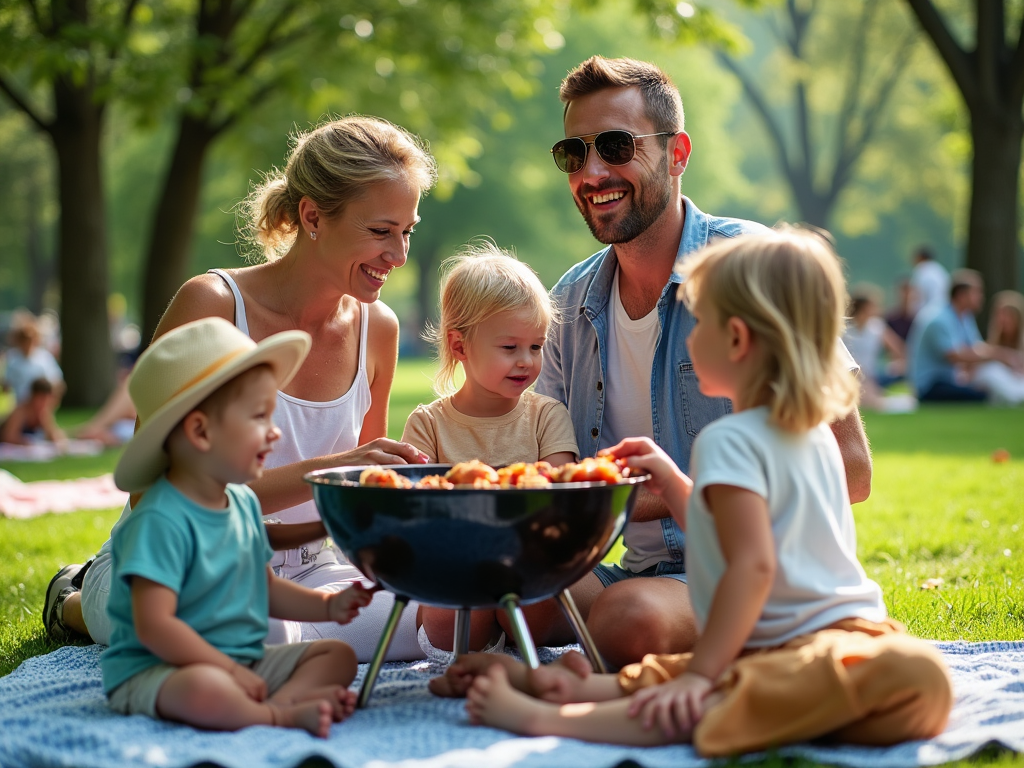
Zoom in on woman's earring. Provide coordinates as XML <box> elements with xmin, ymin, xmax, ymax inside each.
<box><xmin>310</xmin><ymin>231</ymin><xmax>317</xmax><ymax>241</ymax></box>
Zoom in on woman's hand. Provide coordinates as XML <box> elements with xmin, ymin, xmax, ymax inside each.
<box><xmin>332</xmin><ymin>438</ymin><xmax>429</xmax><ymax>466</ymax></box>
<box><xmin>627</xmin><ymin>671</ymin><xmax>713</xmax><ymax>739</ymax></box>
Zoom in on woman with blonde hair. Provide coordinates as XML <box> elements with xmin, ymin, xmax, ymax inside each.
<box><xmin>46</xmin><ymin>116</ymin><xmax>437</xmax><ymax>661</ymax></box>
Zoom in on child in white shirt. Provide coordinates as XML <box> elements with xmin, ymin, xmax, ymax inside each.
<box><xmin>439</xmin><ymin>229</ymin><xmax>953</xmax><ymax>756</ymax></box>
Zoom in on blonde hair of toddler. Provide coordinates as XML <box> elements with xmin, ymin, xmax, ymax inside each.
<box><xmin>425</xmin><ymin>241</ymin><xmax>555</xmax><ymax>397</ymax></box>
<box><xmin>677</xmin><ymin>227</ymin><xmax>859</xmax><ymax>433</ymax></box>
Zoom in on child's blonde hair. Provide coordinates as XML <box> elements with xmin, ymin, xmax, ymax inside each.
<box><xmin>677</xmin><ymin>227</ymin><xmax>859</xmax><ymax>432</ymax></box>
<box><xmin>425</xmin><ymin>241</ymin><xmax>555</xmax><ymax>396</ymax></box>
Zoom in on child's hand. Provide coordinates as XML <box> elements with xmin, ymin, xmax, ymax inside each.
<box><xmin>230</xmin><ymin>662</ymin><xmax>268</xmax><ymax>702</ymax></box>
<box><xmin>627</xmin><ymin>671</ymin><xmax>713</xmax><ymax>739</ymax></box>
<box><xmin>327</xmin><ymin>582</ymin><xmax>379</xmax><ymax>624</ymax></box>
<box><xmin>599</xmin><ymin>438</ymin><xmax>687</xmax><ymax>498</ymax></box>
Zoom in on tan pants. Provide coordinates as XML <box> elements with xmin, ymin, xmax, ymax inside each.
<box><xmin>618</xmin><ymin>618</ymin><xmax>953</xmax><ymax>757</ymax></box>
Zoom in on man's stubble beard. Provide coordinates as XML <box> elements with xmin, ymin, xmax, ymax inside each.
<box><xmin>575</xmin><ymin>167</ymin><xmax>674</xmax><ymax>245</ymax></box>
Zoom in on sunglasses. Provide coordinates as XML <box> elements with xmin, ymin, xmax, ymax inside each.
<box><xmin>550</xmin><ymin>130</ymin><xmax>676</xmax><ymax>174</ymax></box>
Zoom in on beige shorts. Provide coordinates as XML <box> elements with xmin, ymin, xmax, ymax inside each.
<box><xmin>108</xmin><ymin>641</ymin><xmax>315</xmax><ymax>718</ymax></box>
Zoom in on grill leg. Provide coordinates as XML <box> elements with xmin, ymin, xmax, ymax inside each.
<box><xmin>499</xmin><ymin>593</ymin><xmax>540</xmax><ymax>669</ymax></box>
<box><xmin>356</xmin><ymin>594</ymin><xmax>408</xmax><ymax>708</ymax></box>
<box><xmin>557</xmin><ymin>588</ymin><xmax>608</xmax><ymax>673</ymax></box>
<box><xmin>453</xmin><ymin>608</ymin><xmax>472</xmax><ymax>658</ymax></box>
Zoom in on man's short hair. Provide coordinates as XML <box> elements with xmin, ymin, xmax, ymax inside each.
<box><xmin>950</xmin><ymin>268</ymin><xmax>982</xmax><ymax>300</ymax></box>
<box><xmin>559</xmin><ymin>56</ymin><xmax>684</xmax><ymax>134</ymax></box>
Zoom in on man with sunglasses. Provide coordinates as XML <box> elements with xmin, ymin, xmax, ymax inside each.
<box><xmin>534</xmin><ymin>56</ymin><xmax>873</xmax><ymax>669</ymax></box>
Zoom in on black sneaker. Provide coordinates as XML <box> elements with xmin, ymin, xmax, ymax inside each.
<box><xmin>43</xmin><ymin>563</ymin><xmax>83</xmax><ymax>642</ymax></box>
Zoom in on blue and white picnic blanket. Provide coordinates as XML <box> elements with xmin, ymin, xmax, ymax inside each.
<box><xmin>0</xmin><ymin>641</ymin><xmax>1021</xmax><ymax>768</ymax></box>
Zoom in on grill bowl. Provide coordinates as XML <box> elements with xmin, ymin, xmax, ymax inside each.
<box><xmin>306</xmin><ymin>464</ymin><xmax>645</xmax><ymax>609</ymax></box>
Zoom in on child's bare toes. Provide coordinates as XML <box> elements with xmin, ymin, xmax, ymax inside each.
<box><xmin>283</xmin><ymin>700</ymin><xmax>333</xmax><ymax>738</ymax></box>
<box><xmin>556</xmin><ymin>649</ymin><xmax>593</xmax><ymax>678</ymax></box>
<box><xmin>339</xmin><ymin>688</ymin><xmax>357</xmax><ymax>719</ymax></box>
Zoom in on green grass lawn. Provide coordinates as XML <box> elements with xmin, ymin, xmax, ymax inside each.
<box><xmin>2</xmin><ymin>359</ymin><xmax>1023</xmax><ymax>764</ymax></box>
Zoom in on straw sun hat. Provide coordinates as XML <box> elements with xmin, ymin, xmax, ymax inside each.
<box><xmin>114</xmin><ymin>317</ymin><xmax>311</xmax><ymax>493</ymax></box>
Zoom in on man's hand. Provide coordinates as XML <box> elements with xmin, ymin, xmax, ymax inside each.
<box><xmin>327</xmin><ymin>582</ymin><xmax>378</xmax><ymax>624</ymax></box>
<box><xmin>627</xmin><ymin>671</ymin><xmax>714</xmax><ymax>738</ymax></box>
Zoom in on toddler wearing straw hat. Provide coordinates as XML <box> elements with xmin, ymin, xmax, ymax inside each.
<box><xmin>101</xmin><ymin>317</ymin><xmax>377</xmax><ymax>737</ymax></box>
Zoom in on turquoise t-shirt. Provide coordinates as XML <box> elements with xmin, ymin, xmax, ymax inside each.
<box><xmin>101</xmin><ymin>477</ymin><xmax>274</xmax><ymax>693</ymax></box>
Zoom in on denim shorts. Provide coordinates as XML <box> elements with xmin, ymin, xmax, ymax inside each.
<box><xmin>592</xmin><ymin>561</ymin><xmax>688</xmax><ymax>588</ymax></box>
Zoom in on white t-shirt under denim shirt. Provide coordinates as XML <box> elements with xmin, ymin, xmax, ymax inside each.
<box><xmin>599</xmin><ymin>268</ymin><xmax>667</xmax><ymax>572</ymax></box>
<box><xmin>686</xmin><ymin>407</ymin><xmax>885</xmax><ymax>648</ymax></box>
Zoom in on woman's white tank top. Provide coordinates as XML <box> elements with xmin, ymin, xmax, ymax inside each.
<box><xmin>209</xmin><ymin>269</ymin><xmax>373</xmax><ymax>525</ymax></box>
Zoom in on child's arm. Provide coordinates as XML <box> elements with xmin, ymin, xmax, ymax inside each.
<box><xmin>0</xmin><ymin>406</ymin><xmax>28</xmax><ymax>445</ymax></box>
<box><xmin>38</xmin><ymin>407</ymin><xmax>67</xmax><ymax>447</ymax></box>
<box><xmin>628</xmin><ymin>484</ymin><xmax>775</xmax><ymax>738</ymax></box>
<box><xmin>539</xmin><ymin>451</ymin><xmax>576</xmax><ymax>466</ymax></box>
<box><xmin>599</xmin><ymin>438</ymin><xmax>693</xmax><ymax>524</ymax></box>
<box><xmin>267</xmin><ymin>567</ymin><xmax>378</xmax><ymax>624</ymax></box>
<box><xmin>131</xmin><ymin>576</ymin><xmax>267</xmax><ymax>701</ymax></box>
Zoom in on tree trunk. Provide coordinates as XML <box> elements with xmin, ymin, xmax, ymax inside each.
<box><xmin>25</xmin><ymin>175</ymin><xmax>51</xmax><ymax>315</ymax></box>
<box><xmin>49</xmin><ymin>78</ymin><xmax>114</xmax><ymax>408</ymax></box>
<box><xmin>140</xmin><ymin>115</ymin><xmax>217</xmax><ymax>346</ymax></box>
<box><xmin>413</xmin><ymin>244</ymin><xmax>442</xmax><ymax>357</ymax></box>
<box><xmin>789</xmin><ymin>173</ymin><xmax>832</xmax><ymax>231</ymax></box>
<box><xmin>966</xmin><ymin>108</ymin><xmax>1023</xmax><ymax>299</ymax></box>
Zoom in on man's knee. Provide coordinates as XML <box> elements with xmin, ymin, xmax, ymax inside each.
<box><xmin>587</xmin><ymin>580</ymin><xmax>697</xmax><ymax>666</ymax></box>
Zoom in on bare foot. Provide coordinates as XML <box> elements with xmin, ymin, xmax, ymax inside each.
<box><xmin>552</xmin><ymin>649</ymin><xmax>594</xmax><ymax>678</ymax></box>
<box><xmin>429</xmin><ymin>653</ymin><xmax>524</xmax><ymax>698</ymax></box>
<box><xmin>286</xmin><ymin>685</ymin><xmax>357</xmax><ymax>722</ymax></box>
<box><xmin>271</xmin><ymin>700</ymin><xmax>333</xmax><ymax>738</ymax></box>
<box><xmin>465</xmin><ymin>664</ymin><xmax>550</xmax><ymax>734</ymax></box>
<box><xmin>526</xmin><ymin>663</ymin><xmax>591</xmax><ymax>704</ymax></box>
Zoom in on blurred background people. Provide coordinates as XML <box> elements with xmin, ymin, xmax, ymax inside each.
<box><xmin>909</xmin><ymin>246</ymin><xmax>950</xmax><ymax>317</ymax></box>
<box><xmin>843</xmin><ymin>284</ymin><xmax>914</xmax><ymax>412</ymax></box>
<box><xmin>884</xmin><ymin>276</ymin><xmax>916</xmax><ymax>342</ymax></box>
<box><xmin>970</xmin><ymin>290</ymin><xmax>1024</xmax><ymax>405</ymax></box>
<box><xmin>2</xmin><ymin>311</ymin><xmax>64</xmax><ymax>406</ymax></box>
<box><xmin>0</xmin><ymin>377</ymin><xmax>66</xmax><ymax>447</ymax></box>
<box><xmin>907</xmin><ymin>269</ymin><xmax>1017</xmax><ymax>403</ymax></box>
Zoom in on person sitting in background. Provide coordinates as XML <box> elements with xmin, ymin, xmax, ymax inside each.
<box><xmin>884</xmin><ymin>276</ymin><xmax>915</xmax><ymax>342</ymax></box>
<box><xmin>970</xmin><ymin>290</ymin><xmax>1024</xmax><ymax>406</ymax></box>
<box><xmin>842</xmin><ymin>285</ymin><xmax>914</xmax><ymax>413</ymax></box>
<box><xmin>0</xmin><ymin>377</ymin><xmax>67</xmax><ymax>448</ymax></box>
<box><xmin>907</xmin><ymin>269</ymin><xmax>1015</xmax><ymax>403</ymax></box>
<box><xmin>74</xmin><ymin>373</ymin><xmax>137</xmax><ymax>446</ymax></box>
<box><xmin>909</xmin><ymin>246</ymin><xmax>949</xmax><ymax>317</ymax></box>
<box><xmin>2</xmin><ymin>312</ymin><xmax>64</xmax><ymax>405</ymax></box>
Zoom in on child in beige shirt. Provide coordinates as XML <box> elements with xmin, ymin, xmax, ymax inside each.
<box><xmin>402</xmin><ymin>241</ymin><xmax>579</xmax><ymax>659</ymax></box>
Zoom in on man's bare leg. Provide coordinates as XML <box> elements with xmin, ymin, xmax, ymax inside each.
<box><xmin>496</xmin><ymin>572</ymin><xmax>605</xmax><ymax>647</ymax></box>
<box><xmin>419</xmin><ymin>607</ymin><xmax>502</xmax><ymax>652</ymax></box>
<box><xmin>465</xmin><ymin>664</ymin><xmax>689</xmax><ymax>746</ymax></box>
<box><xmin>586</xmin><ymin>578</ymin><xmax>697</xmax><ymax>668</ymax></box>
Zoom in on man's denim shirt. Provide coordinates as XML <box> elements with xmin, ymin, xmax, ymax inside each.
<box><xmin>536</xmin><ymin>197</ymin><xmax>767</xmax><ymax>572</ymax></box>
